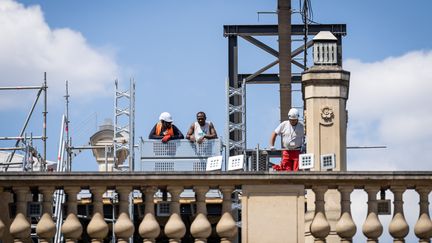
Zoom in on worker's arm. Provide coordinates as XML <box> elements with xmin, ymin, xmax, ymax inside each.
<box><xmin>269</xmin><ymin>131</ymin><xmax>277</xmax><ymax>149</ymax></box>
<box><xmin>205</xmin><ymin>122</ymin><xmax>218</xmax><ymax>139</ymax></box>
<box><xmin>172</xmin><ymin>125</ymin><xmax>184</xmax><ymax>139</ymax></box>
<box><xmin>148</xmin><ymin>124</ymin><xmax>163</xmax><ymax>139</ymax></box>
<box><xmin>185</xmin><ymin>123</ymin><xmax>195</xmax><ymax>141</ymax></box>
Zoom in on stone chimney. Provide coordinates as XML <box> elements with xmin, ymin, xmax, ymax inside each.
<box><xmin>302</xmin><ymin>31</ymin><xmax>350</xmax><ymax>172</ymax></box>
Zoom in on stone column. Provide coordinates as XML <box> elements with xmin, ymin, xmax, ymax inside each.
<box><xmin>36</xmin><ymin>187</ymin><xmax>56</xmax><ymax>243</ymax></box>
<box><xmin>414</xmin><ymin>186</ymin><xmax>432</xmax><ymax>242</ymax></box>
<box><xmin>389</xmin><ymin>186</ymin><xmax>409</xmax><ymax>243</ymax></box>
<box><xmin>216</xmin><ymin>186</ymin><xmax>237</xmax><ymax>243</ymax></box>
<box><xmin>87</xmin><ymin>187</ymin><xmax>109</xmax><ymax>243</ymax></box>
<box><xmin>190</xmin><ymin>186</ymin><xmax>211</xmax><ymax>243</ymax></box>
<box><xmin>242</xmin><ymin>185</ymin><xmax>305</xmax><ymax>243</ymax></box>
<box><xmin>139</xmin><ymin>186</ymin><xmax>160</xmax><ymax>243</ymax></box>
<box><xmin>0</xmin><ymin>187</ymin><xmax>12</xmax><ymax>242</ymax></box>
<box><xmin>310</xmin><ymin>186</ymin><xmax>330</xmax><ymax>243</ymax></box>
<box><xmin>164</xmin><ymin>186</ymin><xmax>186</xmax><ymax>243</ymax></box>
<box><xmin>61</xmin><ymin>187</ymin><xmax>83</xmax><ymax>243</ymax></box>
<box><xmin>9</xmin><ymin>186</ymin><xmax>31</xmax><ymax>243</ymax></box>
<box><xmin>336</xmin><ymin>186</ymin><xmax>356</xmax><ymax>243</ymax></box>
<box><xmin>114</xmin><ymin>187</ymin><xmax>135</xmax><ymax>243</ymax></box>
<box><xmin>362</xmin><ymin>186</ymin><xmax>383</xmax><ymax>243</ymax></box>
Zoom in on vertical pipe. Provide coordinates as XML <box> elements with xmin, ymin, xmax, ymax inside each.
<box><xmin>278</xmin><ymin>0</ymin><xmax>292</xmax><ymax>123</ymax></box>
<box><xmin>43</xmin><ymin>72</ymin><xmax>47</xmax><ymax>169</ymax></box>
<box><xmin>114</xmin><ymin>80</ymin><xmax>118</xmax><ymax>166</ymax></box>
<box><xmin>65</xmin><ymin>81</ymin><xmax>70</xmax><ymax>171</ymax></box>
<box><xmin>56</xmin><ymin>115</ymin><xmax>66</xmax><ymax>172</ymax></box>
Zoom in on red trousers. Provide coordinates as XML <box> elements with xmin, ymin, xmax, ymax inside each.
<box><xmin>272</xmin><ymin>150</ymin><xmax>300</xmax><ymax>171</ymax></box>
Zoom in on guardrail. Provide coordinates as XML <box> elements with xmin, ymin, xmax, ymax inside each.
<box><xmin>138</xmin><ymin>139</ymin><xmax>222</xmax><ymax>171</ymax></box>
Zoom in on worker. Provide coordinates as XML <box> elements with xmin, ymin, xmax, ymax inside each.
<box><xmin>149</xmin><ymin>112</ymin><xmax>184</xmax><ymax>143</ymax></box>
<box><xmin>269</xmin><ymin>108</ymin><xmax>305</xmax><ymax>171</ymax></box>
<box><xmin>186</xmin><ymin>111</ymin><xmax>218</xmax><ymax>144</ymax></box>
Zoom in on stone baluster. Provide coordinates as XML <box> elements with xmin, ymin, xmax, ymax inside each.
<box><xmin>61</xmin><ymin>187</ymin><xmax>83</xmax><ymax>243</ymax></box>
<box><xmin>0</xmin><ymin>187</ymin><xmax>5</xmax><ymax>239</ymax></box>
<box><xmin>87</xmin><ymin>187</ymin><xmax>109</xmax><ymax>243</ymax></box>
<box><xmin>310</xmin><ymin>186</ymin><xmax>330</xmax><ymax>243</ymax></box>
<box><xmin>164</xmin><ymin>186</ymin><xmax>186</xmax><ymax>243</ymax></box>
<box><xmin>36</xmin><ymin>187</ymin><xmax>56</xmax><ymax>242</ymax></box>
<box><xmin>336</xmin><ymin>186</ymin><xmax>356</xmax><ymax>243</ymax></box>
<box><xmin>414</xmin><ymin>187</ymin><xmax>432</xmax><ymax>242</ymax></box>
<box><xmin>216</xmin><ymin>186</ymin><xmax>237</xmax><ymax>243</ymax></box>
<box><xmin>362</xmin><ymin>186</ymin><xmax>383</xmax><ymax>243</ymax></box>
<box><xmin>114</xmin><ymin>187</ymin><xmax>135</xmax><ymax>243</ymax></box>
<box><xmin>190</xmin><ymin>186</ymin><xmax>211</xmax><ymax>243</ymax></box>
<box><xmin>9</xmin><ymin>186</ymin><xmax>31</xmax><ymax>243</ymax></box>
<box><xmin>139</xmin><ymin>186</ymin><xmax>160</xmax><ymax>243</ymax></box>
<box><xmin>389</xmin><ymin>186</ymin><xmax>409</xmax><ymax>243</ymax></box>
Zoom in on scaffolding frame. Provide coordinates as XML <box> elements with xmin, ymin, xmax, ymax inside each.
<box><xmin>0</xmin><ymin>72</ymin><xmax>48</xmax><ymax>171</ymax></box>
<box><xmin>114</xmin><ymin>79</ymin><xmax>135</xmax><ymax>171</ymax></box>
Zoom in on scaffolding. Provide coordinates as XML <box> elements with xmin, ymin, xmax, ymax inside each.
<box><xmin>114</xmin><ymin>79</ymin><xmax>136</xmax><ymax>171</ymax></box>
<box><xmin>0</xmin><ymin>73</ymin><xmax>48</xmax><ymax>172</ymax></box>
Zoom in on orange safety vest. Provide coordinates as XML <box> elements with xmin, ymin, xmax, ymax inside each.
<box><xmin>155</xmin><ymin>122</ymin><xmax>174</xmax><ymax>136</ymax></box>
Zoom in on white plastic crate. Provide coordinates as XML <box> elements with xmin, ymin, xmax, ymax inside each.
<box><xmin>299</xmin><ymin>153</ymin><xmax>314</xmax><ymax>170</ymax></box>
<box><xmin>206</xmin><ymin>156</ymin><xmax>223</xmax><ymax>171</ymax></box>
<box><xmin>320</xmin><ymin>153</ymin><xmax>336</xmax><ymax>170</ymax></box>
<box><xmin>228</xmin><ymin>155</ymin><xmax>244</xmax><ymax>171</ymax></box>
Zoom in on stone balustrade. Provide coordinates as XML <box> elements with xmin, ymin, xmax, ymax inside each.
<box><xmin>0</xmin><ymin>171</ymin><xmax>431</xmax><ymax>243</ymax></box>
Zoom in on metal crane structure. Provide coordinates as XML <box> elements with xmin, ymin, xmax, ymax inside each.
<box><xmin>225</xmin><ymin>0</ymin><xmax>347</xmax><ymax>156</ymax></box>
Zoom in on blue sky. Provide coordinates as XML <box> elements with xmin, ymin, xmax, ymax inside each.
<box><xmin>1</xmin><ymin>1</ymin><xmax>432</xmax><ymax>240</ymax></box>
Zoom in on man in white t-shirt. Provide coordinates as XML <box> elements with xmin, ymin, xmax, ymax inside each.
<box><xmin>269</xmin><ymin>108</ymin><xmax>305</xmax><ymax>171</ymax></box>
<box><xmin>186</xmin><ymin>111</ymin><xmax>218</xmax><ymax>144</ymax></box>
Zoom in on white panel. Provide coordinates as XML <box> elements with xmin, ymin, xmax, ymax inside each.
<box><xmin>228</xmin><ymin>155</ymin><xmax>245</xmax><ymax>171</ymax></box>
<box><xmin>320</xmin><ymin>153</ymin><xmax>336</xmax><ymax>170</ymax></box>
<box><xmin>299</xmin><ymin>153</ymin><xmax>314</xmax><ymax>170</ymax></box>
<box><xmin>206</xmin><ymin>155</ymin><xmax>223</xmax><ymax>171</ymax></box>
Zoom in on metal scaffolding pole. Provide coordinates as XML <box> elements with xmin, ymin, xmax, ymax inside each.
<box><xmin>43</xmin><ymin>72</ymin><xmax>48</xmax><ymax>168</ymax></box>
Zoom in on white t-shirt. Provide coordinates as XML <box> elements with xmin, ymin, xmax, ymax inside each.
<box><xmin>274</xmin><ymin>121</ymin><xmax>304</xmax><ymax>149</ymax></box>
<box><xmin>194</xmin><ymin>121</ymin><xmax>211</xmax><ymax>141</ymax></box>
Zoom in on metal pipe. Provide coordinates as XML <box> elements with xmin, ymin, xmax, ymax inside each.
<box><xmin>65</xmin><ymin>81</ymin><xmax>70</xmax><ymax>171</ymax></box>
<box><xmin>0</xmin><ymin>147</ymin><xmax>26</xmax><ymax>151</ymax></box>
<box><xmin>43</xmin><ymin>72</ymin><xmax>48</xmax><ymax>169</ymax></box>
<box><xmin>0</xmin><ymin>136</ymin><xmax>43</xmax><ymax>140</ymax></box>
<box><xmin>69</xmin><ymin>145</ymin><xmax>113</xmax><ymax>150</ymax></box>
<box><xmin>347</xmin><ymin>146</ymin><xmax>387</xmax><ymax>149</ymax></box>
<box><xmin>56</xmin><ymin>115</ymin><xmax>66</xmax><ymax>172</ymax></box>
<box><xmin>0</xmin><ymin>85</ymin><xmax>44</xmax><ymax>90</ymax></box>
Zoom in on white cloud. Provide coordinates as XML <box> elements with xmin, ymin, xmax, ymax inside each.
<box><xmin>346</xmin><ymin>50</ymin><xmax>432</xmax><ymax>170</ymax></box>
<box><xmin>0</xmin><ymin>0</ymin><xmax>119</xmax><ymax>110</ymax></box>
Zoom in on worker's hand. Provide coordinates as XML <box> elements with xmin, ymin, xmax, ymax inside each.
<box><xmin>161</xmin><ymin>134</ymin><xmax>171</xmax><ymax>143</ymax></box>
<box><xmin>269</xmin><ymin>146</ymin><xmax>275</xmax><ymax>151</ymax></box>
<box><xmin>197</xmin><ymin>136</ymin><xmax>205</xmax><ymax>144</ymax></box>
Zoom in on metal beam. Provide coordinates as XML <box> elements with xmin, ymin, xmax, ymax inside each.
<box><xmin>239</xmin><ymin>74</ymin><xmax>302</xmax><ymax>84</ymax></box>
<box><xmin>291</xmin><ymin>40</ymin><xmax>313</xmax><ymax>57</ymax></box>
<box><xmin>243</xmin><ymin>60</ymin><xmax>279</xmax><ymax>82</ymax></box>
<box><xmin>224</xmin><ymin>24</ymin><xmax>347</xmax><ymax>37</ymax></box>
<box><xmin>240</xmin><ymin>36</ymin><xmax>278</xmax><ymax>57</ymax></box>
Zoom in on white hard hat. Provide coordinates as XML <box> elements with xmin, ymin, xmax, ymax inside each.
<box><xmin>288</xmin><ymin>108</ymin><xmax>299</xmax><ymax>120</ymax></box>
<box><xmin>159</xmin><ymin>112</ymin><xmax>173</xmax><ymax>122</ymax></box>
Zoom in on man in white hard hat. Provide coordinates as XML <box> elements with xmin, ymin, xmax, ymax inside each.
<box><xmin>149</xmin><ymin>112</ymin><xmax>184</xmax><ymax>143</ymax></box>
<box><xmin>269</xmin><ymin>108</ymin><xmax>305</xmax><ymax>171</ymax></box>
